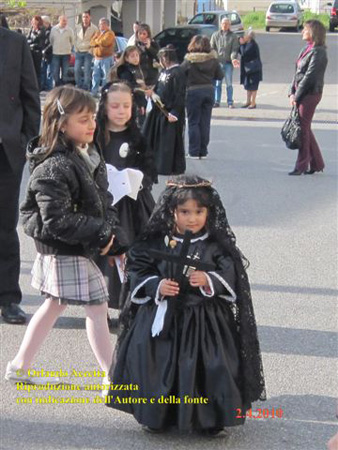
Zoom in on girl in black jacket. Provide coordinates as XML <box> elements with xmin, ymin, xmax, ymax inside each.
<box><xmin>5</xmin><ymin>86</ymin><xmax>122</xmax><ymax>387</ymax></box>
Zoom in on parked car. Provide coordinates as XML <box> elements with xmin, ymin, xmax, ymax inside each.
<box><xmin>67</xmin><ymin>36</ymin><xmax>128</xmax><ymax>85</ymax></box>
<box><xmin>188</xmin><ymin>10</ymin><xmax>244</xmax><ymax>36</ymax></box>
<box><xmin>328</xmin><ymin>0</ymin><xmax>338</xmax><ymax>31</ymax></box>
<box><xmin>154</xmin><ymin>24</ymin><xmax>218</xmax><ymax>63</ymax></box>
<box><xmin>265</xmin><ymin>1</ymin><xmax>304</xmax><ymax>31</ymax></box>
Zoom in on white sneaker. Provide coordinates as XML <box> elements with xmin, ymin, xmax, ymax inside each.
<box><xmin>4</xmin><ymin>361</ymin><xmax>61</xmax><ymax>385</ymax></box>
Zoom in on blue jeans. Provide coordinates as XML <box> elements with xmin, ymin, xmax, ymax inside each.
<box><xmin>75</xmin><ymin>52</ymin><xmax>93</xmax><ymax>91</ymax></box>
<box><xmin>91</xmin><ymin>57</ymin><xmax>112</xmax><ymax>95</ymax></box>
<box><xmin>214</xmin><ymin>62</ymin><xmax>233</xmax><ymax>105</ymax></box>
<box><xmin>40</xmin><ymin>59</ymin><xmax>53</xmax><ymax>91</ymax></box>
<box><xmin>186</xmin><ymin>87</ymin><xmax>214</xmax><ymax>157</ymax></box>
<box><xmin>52</xmin><ymin>54</ymin><xmax>70</xmax><ymax>87</ymax></box>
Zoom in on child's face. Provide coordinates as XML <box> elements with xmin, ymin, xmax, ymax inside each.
<box><xmin>174</xmin><ymin>199</ymin><xmax>208</xmax><ymax>235</ymax></box>
<box><xmin>126</xmin><ymin>50</ymin><xmax>140</xmax><ymax>66</ymax></box>
<box><xmin>62</xmin><ymin>108</ymin><xmax>96</xmax><ymax>146</ymax></box>
<box><xmin>106</xmin><ymin>91</ymin><xmax>132</xmax><ymax>131</ymax></box>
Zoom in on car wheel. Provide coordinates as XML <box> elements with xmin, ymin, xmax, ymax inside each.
<box><xmin>265</xmin><ymin>26</ymin><xmax>270</xmax><ymax>32</ymax></box>
<box><xmin>329</xmin><ymin>23</ymin><xmax>334</xmax><ymax>32</ymax></box>
<box><xmin>295</xmin><ymin>22</ymin><xmax>300</xmax><ymax>32</ymax></box>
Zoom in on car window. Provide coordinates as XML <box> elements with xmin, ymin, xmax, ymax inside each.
<box><xmin>197</xmin><ymin>27</ymin><xmax>216</xmax><ymax>38</ymax></box>
<box><xmin>270</xmin><ymin>3</ymin><xmax>295</xmax><ymax>13</ymax></box>
<box><xmin>203</xmin><ymin>14</ymin><xmax>217</xmax><ymax>24</ymax></box>
<box><xmin>177</xmin><ymin>29</ymin><xmax>196</xmax><ymax>40</ymax></box>
<box><xmin>189</xmin><ymin>14</ymin><xmax>204</xmax><ymax>24</ymax></box>
<box><xmin>226</xmin><ymin>12</ymin><xmax>241</xmax><ymax>25</ymax></box>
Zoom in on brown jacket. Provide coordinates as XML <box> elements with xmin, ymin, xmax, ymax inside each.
<box><xmin>90</xmin><ymin>30</ymin><xmax>115</xmax><ymax>59</ymax></box>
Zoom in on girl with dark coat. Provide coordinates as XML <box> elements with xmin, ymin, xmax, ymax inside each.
<box><xmin>5</xmin><ymin>86</ymin><xmax>125</xmax><ymax>386</ymax></box>
<box><xmin>106</xmin><ymin>174</ymin><xmax>266</xmax><ymax>435</ymax></box>
<box><xmin>96</xmin><ymin>82</ymin><xmax>157</xmax><ymax>310</ymax></box>
<box><xmin>181</xmin><ymin>35</ymin><xmax>224</xmax><ymax>159</ymax></box>
<box><xmin>135</xmin><ymin>23</ymin><xmax>160</xmax><ymax>87</ymax></box>
<box><xmin>239</xmin><ymin>29</ymin><xmax>262</xmax><ymax>109</ymax></box>
<box><xmin>143</xmin><ymin>45</ymin><xmax>186</xmax><ymax>176</ymax></box>
<box><xmin>26</xmin><ymin>16</ymin><xmax>45</xmax><ymax>90</ymax></box>
<box><xmin>288</xmin><ymin>20</ymin><xmax>328</xmax><ymax>176</ymax></box>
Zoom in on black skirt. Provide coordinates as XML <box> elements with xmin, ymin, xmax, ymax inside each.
<box><xmin>107</xmin><ymin>297</ymin><xmax>250</xmax><ymax>431</ymax></box>
<box><xmin>97</xmin><ymin>189</ymin><xmax>155</xmax><ymax>309</ymax></box>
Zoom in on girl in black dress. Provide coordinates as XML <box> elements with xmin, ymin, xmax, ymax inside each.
<box><xmin>109</xmin><ymin>46</ymin><xmax>149</xmax><ymax>126</ymax></box>
<box><xmin>143</xmin><ymin>45</ymin><xmax>186</xmax><ymax>176</ymax></box>
<box><xmin>107</xmin><ymin>174</ymin><xmax>266</xmax><ymax>435</ymax></box>
<box><xmin>96</xmin><ymin>82</ymin><xmax>157</xmax><ymax>310</ymax></box>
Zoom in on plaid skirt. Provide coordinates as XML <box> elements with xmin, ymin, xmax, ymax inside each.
<box><xmin>31</xmin><ymin>253</ymin><xmax>109</xmax><ymax>305</ymax></box>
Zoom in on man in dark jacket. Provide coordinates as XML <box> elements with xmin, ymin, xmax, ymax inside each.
<box><xmin>0</xmin><ymin>25</ymin><xmax>41</xmax><ymax>323</ymax></box>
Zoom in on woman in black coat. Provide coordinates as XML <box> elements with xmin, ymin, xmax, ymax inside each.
<box><xmin>288</xmin><ymin>20</ymin><xmax>328</xmax><ymax>176</ymax></box>
<box><xmin>239</xmin><ymin>29</ymin><xmax>262</xmax><ymax>109</ymax></box>
<box><xmin>26</xmin><ymin>15</ymin><xmax>45</xmax><ymax>90</ymax></box>
<box><xmin>135</xmin><ymin>23</ymin><xmax>160</xmax><ymax>87</ymax></box>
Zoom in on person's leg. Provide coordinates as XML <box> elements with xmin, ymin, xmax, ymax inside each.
<box><xmin>224</xmin><ymin>63</ymin><xmax>234</xmax><ymax>106</ymax></box>
<box><xmin>51</xmin><ymin>55</ymin><xmax>61</xmax><ymax>87</ymax></box>
<box><xmin>11</xmin><ymin>297</ymin><xmax>67</xmax><ymax>370</ymax></box>
<box><xmin>32</xmin><ymin>53</ymin><xmax>42</xmax><ymax>90</ymax></box>
<box><xmin>40</xmin><ymin>59</ymin><xmax>47</xmax><ymax>90</ymax></box>
<box><xmin>102</xmin><ymin>57</ymin><xmax>112</xmax><ymax>85</ymax></box>
<box><xmin>0</xmin><ymin>147</ymin><xmax>23</xmax><ymax>309</ymax></box>
<box><xmin>83</xmin><ymin>53</ymin><xmax>93</xmax><ymax>91</ymax></box>
<box><xmin>74</xmin><ymin>52</ymin><xmax>84</xmax><ymax>89</ymax></box>
<box><xmin>250</xmin><ymin>90</ymin><xmax>257</xmax><ymax>107</ymax></box>
<box><xmin>187</xmin><ymin>90</ymin><xmax>202</xmax><ymax>157</ymax></box>
<box><xmin>46</xmin><ymin>62</ymin><xmax>53</xmax><ymax>90</ymax></box>
<box><xmin>84</xmin><ymin>302</ymin><xmax>113</xmax><ymax>373</ymax></box>
<box><xmin>200</xmin><ymin>89</ymin><xmax>214</xmax><ymax>156</ymax></box>
<box><xmin>61</xmin><ymin>54</ymin><xmax>70</xmax><ymax>85</ymax></box>
<box><xmin>214</xmin><ymin>62</ymin><xmax>224</xmax><ymax>105</ymax></box>
<box><xmin>295</xmin><ymin>94</ymin><xmax>322</xmax><ymax>172</ymax></box>
<box><xmin>91</xmin><ymin>59</ymin><xmax>101</xmax><ymax>95</ymax></box>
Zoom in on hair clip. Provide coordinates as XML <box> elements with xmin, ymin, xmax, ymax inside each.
<box><xmin>56</xmin><ymin>99</ymin><xmax>65</xmax><ymax>115</ymax></box>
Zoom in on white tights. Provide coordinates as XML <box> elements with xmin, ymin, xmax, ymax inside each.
<box><xmin>11</xmin><ymin>297</ymin><xmax>113</xmax><ymax>374</ymax></box>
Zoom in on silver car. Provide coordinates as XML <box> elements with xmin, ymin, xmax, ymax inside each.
<box><xmin>265</xmin><ymin>1</ymin><xmax>304</xmax><ymax>32</ymax></box>
<box><xmin>188</xmin><ymin>10</ymin><xmax>244</xmax><ymax>36</ymax></box>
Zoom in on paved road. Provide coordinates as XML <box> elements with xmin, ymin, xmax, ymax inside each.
<box><xmin>1</xmin><ymin>34</ymin><xmax>337</xmax><ymax>450</ymax></box>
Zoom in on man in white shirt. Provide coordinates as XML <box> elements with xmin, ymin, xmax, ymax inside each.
<box><xmin>74</xmin><ymin>11</ymin><xmax>98</xmax><ymax>91</ymax></box>
<box><xmin>50</xmin><ymin>15</ymin><xmax>74</xmax><ymax>86</ymax></box>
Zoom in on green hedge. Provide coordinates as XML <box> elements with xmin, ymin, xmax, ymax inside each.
<box><xmin>241</xmin><ymin>10</ymin><xmax>329</xmax><ymax>30</ymax></box>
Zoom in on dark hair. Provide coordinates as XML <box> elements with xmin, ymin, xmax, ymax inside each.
<box><xmin>159</xmin><ymin>44</ymin><xmax>178</xmax><ymax>66</ymax></box>
<box><xmin>137</xmin><ymin>23</ymin><xmax>152</xmax><ymax>39</ymax></box>
<box><xmin>96</xmin><ymin>82</ymin><xmax>134</xmax><ymax>146</ymax></box>
<box><xmin>0</xmin><ymin>13</ymin><xmax>9</xmax><ymax>29</ymax></box>
<box><xmin>305</xmin><ymin>19</ymin><xmax>326</xmax><ymax>46</ymax></box>
<box><xmin>39</xmin><ymin>86</ymin><xmax>96</xmax><ymax>155</ymax></box>
<box><xmin>108</xmin><ymin>46</ymin><xmax>141</xmax><ymax>82</ymax></box>
<box><xmin>83</xmin><ymin>10</ymin><xmax>91</xmax><ymax>15</ymax></box>
<box><xmin>134</xmin><ymin>20</ymin><xmax>140</xmax><ymax>25</ymax></box>
<box><xmin>187</xmin><ymin>35</ymin><xmax>211</xmax><ymax>53</ymax></box>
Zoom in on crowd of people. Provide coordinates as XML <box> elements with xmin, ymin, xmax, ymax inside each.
<box><xmin>0</xmin><ymin>10</ymin><xmax>330</xmax><ymax>442</ymax></box>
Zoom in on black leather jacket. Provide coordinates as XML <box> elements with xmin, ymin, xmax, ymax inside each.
<box><xmin>289</xmin><ymin>45</ymin><xmax>328</xmax><ymax>103</ymax></box>
<box><xmin>20</xmin><ymin>137</ymin><xmax>127</xmax><ymax>258</ymax></box>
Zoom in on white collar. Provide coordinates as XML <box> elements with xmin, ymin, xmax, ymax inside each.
<box><xmin>173</xmin><ymin>232</ymin><xmax>209</xmax><ymax>243</ymax></box>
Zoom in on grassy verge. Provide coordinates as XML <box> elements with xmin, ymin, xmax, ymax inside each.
<box><xmin>241</xmin><ymin>10</ymin><xmax>330</xmax><ymax>30</ymax></box>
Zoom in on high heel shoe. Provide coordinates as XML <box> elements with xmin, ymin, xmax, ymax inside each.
<box><xmin>248</xmin><ymin>104</ymin><xmax>256</xmax><ymax>109</ymax></box>
<box><xmin>304</xmin><ymin>169</ymin><xmax>323</xmax><ymax>175</ymax></box>
<box><xmin>288</xmin><ymin>169</ymin><xmax>303</xmax><ymax>176</ymax></box>
<box><xmin>241</xmin><ymin>103</ymin><xmax>250</xmax><ymax>108</ymax></box>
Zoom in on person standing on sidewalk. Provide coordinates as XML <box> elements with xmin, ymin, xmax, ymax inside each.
<box><xmin>50</xmin><ymin>15</ymin><xmax>74</xmax><ymax>87</ymax></box>
<box><xmin>40</xmin><ymin>16</ymin><xmax>53</xmax><ymax>91</ymax></box>
<box><xmin>26</xmin><ymin>15</ymin><xmax>45</xmax><ymax>91</ymax></box>
<box><xmin>210</xmin><ymin>17</ymin><xmax>240</xmax><ymax>108</ymax></box>
<box><xmin>0</xmin><ymin>26</ymin><xmax>40</xmax><ymax>324</ymax></box>
<box><xmin>74</xmin><ymin>11</ymin><xmax>98</xmax><ymax>91</ymax></box>
<box><xmin>90</xmin><ymin>18</ymin><xmax>115</xmax><ymax>98</ymax></box>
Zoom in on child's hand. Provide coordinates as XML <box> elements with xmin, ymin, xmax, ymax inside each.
<box><xmin>100</xmin><ymin>235</ymin><xmax>115</xmax><ymax>256</ymax></box>
<box><xmin>189</xmin><ymin>271</ymin><xmax>208</xmax><ymax>288</ymax></box>
<box><xmin>160</xmin><ymin>279</ymin><xmax>180</xmax><ymax>297</ymax></box>
<box><xmin>168</xmin><ymin>113</ymin><xmax>178</xmax><ymax>123</ymax></box>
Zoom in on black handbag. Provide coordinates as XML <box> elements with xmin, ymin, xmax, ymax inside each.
<box><xmin>281</xmin><ymin>106</ymin><xmax>302</xmax><ymax>150</ymax></box>
<box><xmin>244</xmin><ymin>59</ymin><xmax>262</xmax><ymax>75</ymax></box>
